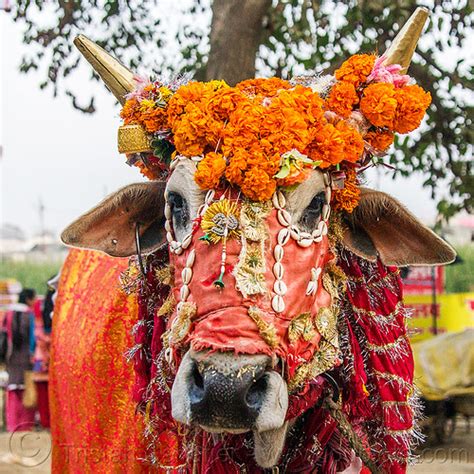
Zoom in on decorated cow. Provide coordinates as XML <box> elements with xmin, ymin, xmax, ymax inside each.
<box><xmin>59</xmin><ymin>7</ymin><xmax>455</xmax><ymax>473</ymax></box>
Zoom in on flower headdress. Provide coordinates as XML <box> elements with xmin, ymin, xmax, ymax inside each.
<box><xmin>75</xmin><ymin>7</ymin><xmax>430</xmax><ymax>214</ymax></box>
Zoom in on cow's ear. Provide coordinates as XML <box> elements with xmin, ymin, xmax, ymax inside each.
<box><xmin>61</xmin><ymin>181</ymin><xmax>166</xmax><ymax>257</ymax></box>
<box><xmin>341</xmin><ymin>188</ymin><xmax>456</xmax><ymax>267</ymax></box>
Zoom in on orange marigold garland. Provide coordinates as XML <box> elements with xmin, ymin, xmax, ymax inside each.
<box><xmin>119</xmin><ymin>53</ymin><xmax>431</xmax><ymax>212</ymax></box>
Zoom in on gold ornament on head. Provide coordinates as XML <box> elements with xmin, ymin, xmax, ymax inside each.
<box><xmin>382</xmin><ymin>6</ymin><xmax>429</xmax><ymax>73</ymax></box>
<box><xmin>74</xmin><ymin>34</ymin><xmax>136</xmax><ymax>104</ymax></box>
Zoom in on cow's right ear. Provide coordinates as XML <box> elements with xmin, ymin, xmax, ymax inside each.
<box><xmin>61</xmin><ymin>181</ymin><xmax>166</xmax><ymax>257</ymax></box>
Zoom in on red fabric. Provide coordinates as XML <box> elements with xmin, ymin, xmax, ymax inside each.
<box><xmin>5</xmin><ymin>389</ymin><xmax>35</xmax><ymax>432</ymax></box>
<box><xmin>35</xmin><ymin>381</ymin><xmax>50</xmax><ymax>428</ymax></box>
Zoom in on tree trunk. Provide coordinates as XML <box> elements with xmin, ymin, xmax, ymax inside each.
<box><xmin>205</xmin><ymin>0</ymin><xmax>271</xmax><ymax>84</ymax></box>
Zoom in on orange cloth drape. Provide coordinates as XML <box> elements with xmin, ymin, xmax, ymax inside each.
<box><xmin>50</xmin><ymin>249</ymin><xmax>150</xmax><ymax>473</ymax></box>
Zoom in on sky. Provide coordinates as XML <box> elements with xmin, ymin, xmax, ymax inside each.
<box><xmin>0</xmin><ymin>8</ymin><xmax>457</xmax><ymax>238</ymax></box>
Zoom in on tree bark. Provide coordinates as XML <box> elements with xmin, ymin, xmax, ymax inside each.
<box><xmin>205</xmin><ymin>0</ymin><xmax>272</xmax><ymax>84</ymax></box>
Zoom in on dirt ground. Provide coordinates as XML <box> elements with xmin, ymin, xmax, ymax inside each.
<box><xmin>0</xmin><ymin>418</ymin><xmax>470</xmax><ymax>473</ymax></box>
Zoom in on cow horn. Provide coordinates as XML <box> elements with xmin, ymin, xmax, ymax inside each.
<box><xmin>74</xmin><ymin>35</ymin><xmax>135</xmax><ymax>104</ymax></box>
<box><xmin>382</xmin><ymin>6</ymin><xmax>429</xmax><ymax>73</ymax></box>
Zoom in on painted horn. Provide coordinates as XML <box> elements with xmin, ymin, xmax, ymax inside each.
<box><xmin>382</xmin><ymin>6</ymin><xmax>429</xmax><ymax>73</ymax></box>
<box><xmin>74</xmin><ymin>35</ymin><xmax>135</xmax><ymax>104</ymax></box>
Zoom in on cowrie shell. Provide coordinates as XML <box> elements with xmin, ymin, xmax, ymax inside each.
<box><xmin>180</xmin><ymin>285</ymin><xmax>190</xmax><ymax>301</ymax></box>
<box><xmin>274</xmin><ymin>244</ymin><xmax>284</xmax><ymax>262</ymax></box>
<box><xmin>272</xmin><ymin>191</ymin><xmax>286</xmax><ymax>210</ymax></box>
<box><xmin>164</xmin><ymin>204</ymin><xmax>172</xmax><ymax>220</ymax></box>
<box><xmin>274</xmin><ymin>280</ymin><xmax>287</xmax><ymax>296</ymax></box>
<box><xmin>277</xmin><ymin>209</ymin><xmax>291</xmax><ymax>227</ymax></box>
<box><xmin>306</xmin><ymin>281</ymin><xmax>317</xmax><ymax>296</ymax></box>
<box><xmin>311</xmin><ymin>267</ymin><xmax>322</xmax><ymax>281</ymax></box>
<box><xmin>313</xmin><ymin>234</ymin><xmax>323</xmax><ymax>243</ymax></box>
<box><xmin>181</xmin><ymin>233</ymin><xmax>192</xmax><ymax>249</ymax></box>
<box><xmin>320</xmin><ymin>221</ymin><xmax>328</xmax><ymax>236</ymax></box>
<box><xmin>181</xmin><ymin>267</ymin><xmax>192</xmax><ymax>285</ymax></box>
<box><xmin>277</xmin><ymin>228</ymin><xmax>291</xmax><ymax>246</ymax></box>
<box><xmin>322</xmin><ymin>204</ymin><xmax>330</xmax><ymax>221</ymax></box>
<box><xmin>174</xmin><ymin>246</ymin><xmax>183</xmax><ymax>255</ymax></box>
<box><xmin>165</xmin><ymin>220</ymin><xmax>172</xmax><ymax>233</ymax></box>
<box><xmin>273</xmin><ymin>262</ymin><xmax>284</xmax><ymax>280</ymax></box>
<box><xmin>191</xmin><ymin>155</ymin><xmax>203</xmax><ymax>162</ymax></box>
<box><xmin>166</xmin><ymin>232</ymin><xmax>174</xmax><ymax>244</ymax></box>
<box><xmin>312</xmin><ymin>228</ymin><xmax>321</xmax><ymax>239</ymax></box>
<box><xmin>297</xmin><ymin>237</ymin><xmax>313</xmax><ymax>248</ymax></box>
<box><xmin>290</xmin><ymin>226</ymin><xmax>300</xmax><ymax>241</ymax></box>
<box><xmin>186</xmin><ymin>249</ymin><xmax>196</xmax><ymax>267</ymax></box>
<box><xmin>272</xmin><ymin>295</ymin><xmax>285</xmax><ymax>313</ymax></box>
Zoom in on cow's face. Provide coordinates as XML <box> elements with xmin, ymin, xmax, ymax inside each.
<box><xmin>62</xmin><ymin>161</ymin><xmax>455</xmax><ymax>467</ymax></box>
<box><xmin>165</xmin><ymin>160</ymin><xmax>335</xmax><ymax>466</ymax></box>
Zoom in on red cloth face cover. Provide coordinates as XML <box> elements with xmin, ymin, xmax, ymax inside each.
<box><xmin>167</xmin><ymin>193</ymin><xmax>337</xmax><ymax>383</ymax></box>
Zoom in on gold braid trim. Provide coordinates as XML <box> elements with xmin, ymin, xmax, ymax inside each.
<box><xmin>373</xmin><ymin>369</ymin><xmax>412</xmax><ymax>390</ymax></box>
<box><xmin>352</xmin><ymin>301</ymin><xmax>402</xmax><ymax>320</ymax></box>
<box><xmin>248</xmin><ymin>306</ymin><xmax>279</xmax><ymax>349</ymax></box>
<box><xmin>155</xmin><ymin>265</ymin><xmax>174</xmax><ymax>286</ymax></box>
<box><xmin>170</xmin><ymin>301</ymin><xmax>197</xmax><ymax>344</ymax></box>
<box><xmin>157</xmin><ymin>293</ymin><xmax>176</xmax><ymax>317</ymax></box>
<box><xmin>288</xmin><ymin>312</ymin><xmax>316</xmax><ymax>344</ymax></box>
<box><xmin>366</xmin><ymin>334</ymin><xmax>408</xmax><ymax>353</ymax></box>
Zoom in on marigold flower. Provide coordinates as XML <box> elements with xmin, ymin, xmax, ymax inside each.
<box><xmin>240</xmin><ymin>167</ymin><xmax>276</xmax><ymax>201</ymax></box>
<box><xmin>360</xmin><ymin>82</ymin><xmax>397</xmax><ymax>128</ymax></box>
<box><xmin>335</xmin><ymin>121</ymin><xmax>364</xmax><ymax>163</ymax></box>
<box><xmin>194</xmin><ymin>152</ymin><xmax>227</xmax><ymax>190</ymax></box>
<box><xmin>332</xmin><ymin>167</ymin><xmax>361</xmax><ymax>213</ymax></box>
<box><xmin>393</xmin><ymin>85</ymin><xmax>431</xmax><ymax>133</ymax></box>
<box><xmin>365</xmin><ymin>130</ymin><xmax>394</xmax><ymax>151</ymax></box>
<box><xmin>325</xmin><ymin>82</ymin><xmax>359</xmax><ymax>118</ymax></box>
<box><xmin>335</xmin><ymin>54</ymin><xmax>376</xmax><ymax>87</ymax></box>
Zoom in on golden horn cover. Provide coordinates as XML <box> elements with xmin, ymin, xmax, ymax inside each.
<box><xmin>383</xmin><ymin>7</ymin><xmax>429</xmax><ymax>73</ymax></box>
<box><xmin>74</xmin><ymin>35</ymin><xmax>135</xmax><ymax>104</ymax></box>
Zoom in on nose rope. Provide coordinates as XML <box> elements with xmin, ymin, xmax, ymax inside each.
<box><xmin>322</xmin><ymin>395</ymin><xmax>383</xmax><ymax>474</ymax></box>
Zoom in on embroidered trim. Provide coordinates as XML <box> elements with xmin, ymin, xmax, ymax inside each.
<box><xmin>248</xmin><ymin>306</ymin><xmax>279</xmax><ymax>349</ymax></box>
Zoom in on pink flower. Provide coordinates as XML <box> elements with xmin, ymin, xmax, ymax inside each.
<box><xmin>124</xmin><ymin>74</ymin><xmax>152</xmax><ymax>100</ymax></box>
<box><xmin>367</xmin><ymin>54</ymin><xmax>411</xmax><ymax>88</ymax></box>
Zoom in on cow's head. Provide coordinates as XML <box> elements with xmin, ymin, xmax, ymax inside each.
<box><xmin>62</xmin><ymin>7</ymin><xmax>455</xmax><ymax>468</ymax></box>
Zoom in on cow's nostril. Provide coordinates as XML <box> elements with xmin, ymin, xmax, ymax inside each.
<box><xmin>245</xmin><ymin>374</ymin><xmax>267</xmax><ymax>410</ymax></box>
<box><xmin>189</xmin><ymin>363</ymin><xmax>204</xmax><ymax>404</ymax></box>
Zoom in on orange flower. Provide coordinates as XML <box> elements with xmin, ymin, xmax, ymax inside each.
<box><xmin>365</xmin><ymin>130</ymin><xmax>394</xmax><ymax>151</ymax></box>
<box><xmin>240</xmin><ymin>167</ymin><xmax>276</xmax><ymax>201</ymax></box>
<box><xmin>307</xmin><ymin>123</ymin><xmax>345</xmax><ymax>168</ymax></box>
<box><xmin>325</xmin><ymin>82</ymin><xmax>359</xmax><ymax>118</ymax></box>
<box><xmin>194</xmin><ymin>152</ymin><xmax>226</xmax><ymax>189</ymax></box>
<box><xmin>335</xmin><ymin>121</ymin><xmax>364</xmax><ymax>163</ymax></box>
<box><xmin>335</xmin><ymin>54</ymin><xmax>376</xmax><ymax>87</ymax></box>
<box><xmin>225</xmin><ymin>149</ymin><xmax>248</xmax><ymax>186</ymax></box>
<box><xmin>236</xmin><ymin>77</ymin><xmax>290</xmax><ymax>98</ymax></box>
<box><xmin>360</xmin><ymin>83</ymin><xmax>397</xmax><ymax>128</ymax></box>
<box><xmin>332</xmin><ymin>167</ymin><xmax>361</xmax><ymax>213</ymax></box>
<box><xmin>393</xmin><ymin>85</ymin><xmax>431</xmax><ymax>133</ymax></box>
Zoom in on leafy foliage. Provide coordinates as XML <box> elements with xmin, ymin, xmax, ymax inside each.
<box><xmin>10</xmin><ymin>0</ymin><xmax>473</xmax><ymax>217</ymax></box>
<box><xmin>445</xmin><ymin>245</ymin><xmax>474</xmax><ymax>293</ymax></box>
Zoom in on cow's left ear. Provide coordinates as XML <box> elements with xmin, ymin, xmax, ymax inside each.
<box><xmin>61</xmin><ymin>181</ymin><xmax>166</xmax><ymax>257</ymax></box>
<box><xmin>341</xmin><ymin>188</ymin><xmax>456</xmax><ymax>266</ymax></box>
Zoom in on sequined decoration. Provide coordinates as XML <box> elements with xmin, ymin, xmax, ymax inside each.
<box><xmin>235</xmin><ymin>200</ymin><xmax>271</xmax><ymax>297</ymax></box>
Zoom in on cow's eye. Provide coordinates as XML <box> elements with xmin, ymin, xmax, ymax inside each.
<box><xmin>168</xmin><ymin>191</ymin><xmax>189</xmax><ymax>236</ymax></box>
<box><xmin>298</xmin><ymin>192</ymin><xmax>325</xmax><ymax>231</ymax></box>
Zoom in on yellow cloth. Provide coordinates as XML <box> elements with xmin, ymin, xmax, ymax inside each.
<box><xmin>412</xmin><ymin>329</ymin><xmax>474</xmax><ymax>400</ymax></box>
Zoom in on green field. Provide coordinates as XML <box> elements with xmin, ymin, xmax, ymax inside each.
<box><xmin>0</xmin><ymin>259</ymin><xmax>63</xmax><ymax>295</ymax></box>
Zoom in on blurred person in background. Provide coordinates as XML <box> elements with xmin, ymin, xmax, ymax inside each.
<box><xmin>32</xmin><ymin>281</ymin><xmax>54</xmax><ymax>429</ymax></box>
<box><xmin>4</xmin><ymin>288</ymin><xmax>37</xmax><ymax>431</ymax></box>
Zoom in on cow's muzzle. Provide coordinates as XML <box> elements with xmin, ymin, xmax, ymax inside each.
<box><xmin>171</xmin><ymin>349</ymin><xmax>288</xmax><ymax>433</ymax></box>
